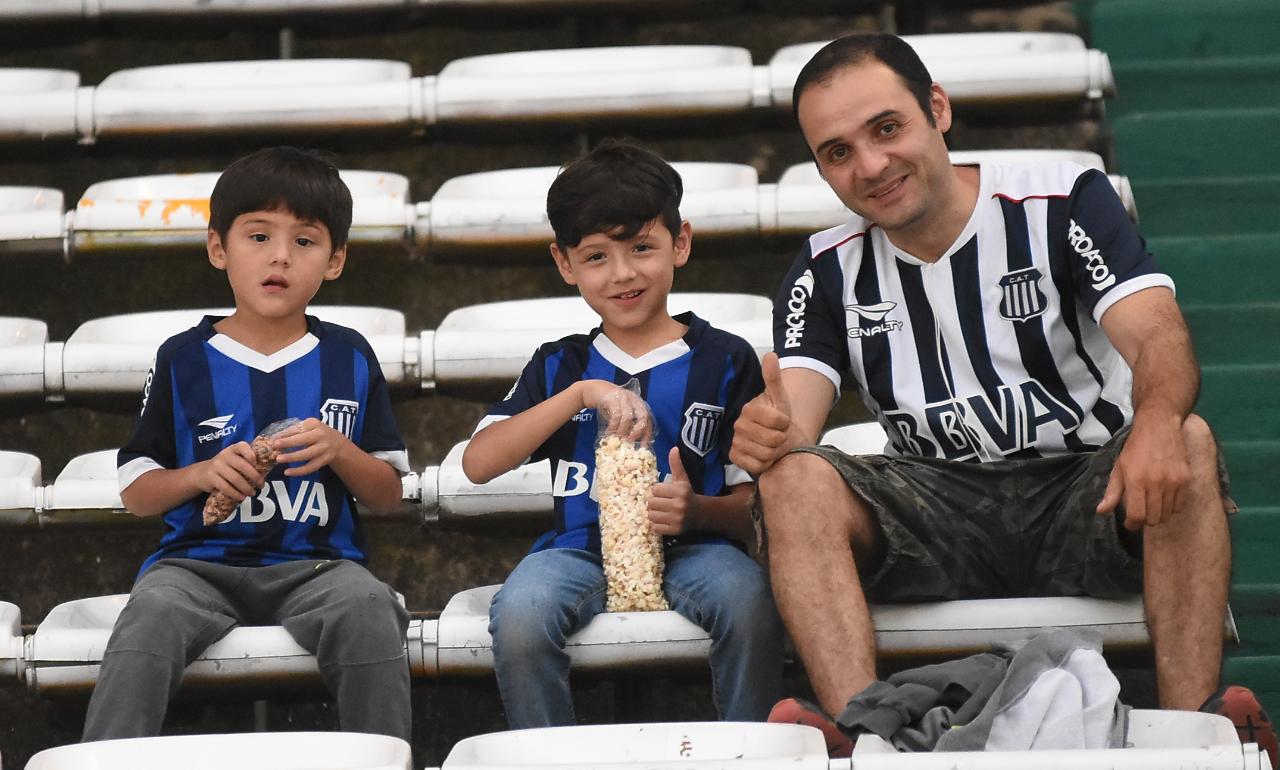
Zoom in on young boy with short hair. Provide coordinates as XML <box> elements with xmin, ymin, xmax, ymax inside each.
<box><xmin>83</xmin><ymin>146</ymin><xmax>412</xmax><ymax>741</ymax></box>
<box><xmin>462</xmin><ymin>139</ymin><xmax>783</xmax><ymax>728</ymax></box>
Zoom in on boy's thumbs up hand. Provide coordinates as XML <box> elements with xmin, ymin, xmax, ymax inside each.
<box><xmin>730</xmin><ymin>352</ymin><xmax>794</xmax><ymax>478</ymax></box>
<box><xmin>648</xmin><ymin>445</ymin><xmax>695</xmax><ymax>536</ymax></box>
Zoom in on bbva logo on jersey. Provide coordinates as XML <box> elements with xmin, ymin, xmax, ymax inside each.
<box><xmin>681</xmin><ymin>402</ymin><xmax>724</xmax><ymax>457</ymax></box>
<box><xmin>321</xmin><ymin>398</ymin><xmax>359</xmax><ymax>439</ymax></box>
<box><xmin>220</xmin><ymin>480</ymin><xmax>330</xmax><ymax>526</ymax></box>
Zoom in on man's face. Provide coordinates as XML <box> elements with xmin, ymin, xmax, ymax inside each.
<box><xmin>797</xmin><ymin>60</ymin><xmax>954</xmax><ymax>236</ymax></box>
<box><xmin>550</xmin><ymin>218</ymin><xmax>691</xmax><ymax>336</ymax></box>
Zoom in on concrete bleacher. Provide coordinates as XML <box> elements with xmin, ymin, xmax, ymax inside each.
<box><xmin>3</xmin><ymin>1</ymin><xmax>1261</xmax><ymax>765</ymax></box>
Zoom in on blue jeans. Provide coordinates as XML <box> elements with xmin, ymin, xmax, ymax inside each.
<box><xmin>489</xmin><ymin>543</ymin><xmax>784</xmax><ymax>729</ymax></box>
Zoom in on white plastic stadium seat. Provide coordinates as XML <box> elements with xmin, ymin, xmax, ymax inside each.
<box><xmin>0</xmin><ymin>600</ymin><xmax>21</xmax><ymax>685</ymax></box>
<box><xmin>766</xmin><ymin>150</ymin><xmax>1137</xmax><ymax>234</ymax></box>
<box><xmin>88</xmin><ymin>59</ymin><xmax>418</xmax><ymax>142</ymax></box>
<box><xmin>409</xmin><ymin>440</ymin><xmax>552</xmax><ymax>526</ymax></box>
<box><xmin>25</xmin><ymin>732</ymin><xmax>413</xmax><ymax>770</ymax></box>
<box><xmin>26</xmin><ymin>593</ymin><xmax>428</xmax><ymax>695</ymax></box>
<box><xmin>69</xmin><ymin>170</ymin><xmax>413</xmax><ymax>253</ymax></box>
<box><xmin>0</xmin><ymin>451</ymin><xmax>41</xmax><ymax>513</ymax></box>
<box><xmin>767</xmin><ymin>32</ymin><xmax>1114</xmax><ymax>109</ymax></box>
<box><xmin>423</xmin><ymin>294</ymin><xmax>771</xmax><ymax>393</ymax></box>
<box><xmin>418</xmin><ymin>163</ymin><xmax>761</xmax><ymax>252</ymax></box>
<box><xmin>43</xmin><ymin>450</ymin><xmax>124</xmax><ymax>512</ymax></box>
<box><xmin>0</xmin><ymin>68</ymin><xmax>80</xmax><ymax>141</ymax></box>
<box><xmin>0</xmin><ymin>187</ymin><xmax>66</xmax><ymax>253</ymax></box>
<box><xmin>0</xmin><ymin>317</ymin><xmax>50</xmax><ymax>398</ymax></box>
<box><xmin>429</xmin><ymin>46</ymin><xmax>762</xmax><ymax>124</ymax></box>
<box><xmin>56</xmin><ymin>306</ymin><xmax>413</xmax><ymax>398</ymax></box>
<box><xmin>435</xmin><ymin>722</ymin><xmax>828</xmax><ymax>769</ymax></box>
<box><xmin>430</xmin><ymin>713</ymin><xmax>1267</xmax><ymax>770</ymax></box>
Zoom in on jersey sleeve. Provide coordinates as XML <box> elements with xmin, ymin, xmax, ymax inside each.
<box><xmin>473</xmin><ymin>345</ymin><xmax>550</xmax><ymax>433</ymax></box>
<box><xmin>359</xmin><ymin>352</ymin><xmax>410</xmax><ymax>474</ymax></box>
<box><xmin>719</xmin><ymin>341</ymin><xmax>764</xmax><ymax>487</ymax></box>
<box><xmin>772</xmin><ymin>240</ymin><xmax>849</xmax><ymax>391</ymax></box>
<box><xmin>1065</xmin><ymin>168</ymin><xmax>1175</xmax><ymax>322</ymax></box>
<box><xmin>117</xmin><ymin>346</ymin><xmax>177</xmax><ymax>494</ymax></box>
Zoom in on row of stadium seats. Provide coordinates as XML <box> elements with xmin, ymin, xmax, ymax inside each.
<box><xmin>0</xmin><ymin>421</ymin><xmax>1191</xmax><ymax>701</ymax></box>
<box><xmin>0</xmin><ymin>150</ymin><xmax>1136</xmax><ymax>256</ymax></box>
<box><xmin>0</xmin><ymin>33</ymin><xmax>1113</xmax><ymax>143</ymax></box>
<box><xmin>0</xmin><ymin>295</ymin><xmax>769</xmax><ymax>400</ymax></box>
<box><xmin>22</xmin><ymin>712</ymin><xmax>1265</xmax><ymax>770</ymax></box>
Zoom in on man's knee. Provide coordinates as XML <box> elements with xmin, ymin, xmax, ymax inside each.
<box><xmin>758</xmin><ymin>452</ymin><xmax>841</xmax><ymax>514</ymax></box>
<box><xmin>1181</xmin><ymin>413</ymin><xmax>1219</xmax><ymax>470</ymax></box>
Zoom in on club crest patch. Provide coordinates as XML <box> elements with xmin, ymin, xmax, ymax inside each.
<box><xmin>681</xmin><ymin>402</ymin><xmax>725</xmax><ymax>457</ymax></box>
<box><xmin>998</xmin><ymin>267</ymin><xmax>1048</xmax><ymax>322</ymax></box>
<box><xmin>321</xmin><ymin>398</ymin><xmax>359</xmax><ymax>439</ymax></box>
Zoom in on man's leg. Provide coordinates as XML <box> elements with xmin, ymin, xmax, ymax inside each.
<box><xmin>757</xmin><ymin>451</ymin><xmax>885</xmax><ymax>717</ymax></box>
<box><xmin>275</xmin><ymin>561</ymin><xmax>412</xmax><ymax>741</ymax></box>
<box><xmin>1144</xmin><ymin>414</ymin><xmax>1231</xmax><ymax>710</ymax></box>
<box><xmin>82</xmin><ymin>561</ymin><xmax>241</xmax><ymax>741</ymax></box>
<box><xmin>487</xmin><ymin>548</ymin><xmax>607</xmax><ymax>729</ymax></box>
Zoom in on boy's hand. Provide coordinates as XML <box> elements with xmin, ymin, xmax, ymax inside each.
<box><xmin>199</xmin><ymin>441</ymin><xmax>264</xmax><ymax>504</ymax></box>
<box><xmin>580</xmin><ymin>380</ymin><xmax>652</xmax><ymax>443</ymax></box>
<box><xmin>272</xmin><ymin>418</ymin><xmax>352</xmax><ymax>477</ymax></box>
<box><xmin>648</xmin><ymin>446</ymin><xmax>696</xmax><ymax>536</ymax></box>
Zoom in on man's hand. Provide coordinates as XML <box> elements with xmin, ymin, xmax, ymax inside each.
<box><xmin>1097</xmin><ymin>411</ymin><xmax>1191</xmax><ymax>530</ymax></box>
<box><xmin>197</xmin><ymin>441</ymin><xmax>264</xmax><ymax>504</ymax></box>
<box><xmin>730</xmin><ymin>352</ymin><xmax>794</xmax><ymax>477</ymax></box>
<box><xmin>649</xmin><ymin>446</ymin><xmax>696</xmax><ymax>536</ymax></box>
<box><xmin>273</xmin><ymin>418</ymin><xmax>353</xmax><ymax>477</ymax></box>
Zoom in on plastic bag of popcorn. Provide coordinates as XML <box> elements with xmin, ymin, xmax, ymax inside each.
<box><xmin>594</xmin><ymin>379</ymin><xmax>668</xmax><ymax>612</ymax></box>
<box><xmin>202</xmin><ymin>417</ymin><xmax>301</xmax><ymax>526</ymax></box>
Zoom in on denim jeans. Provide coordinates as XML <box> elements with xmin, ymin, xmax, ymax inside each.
<box><xmin>489</xmin><ymin>543</ymin><xmax>784</xmax><ymax>729</ymax></box>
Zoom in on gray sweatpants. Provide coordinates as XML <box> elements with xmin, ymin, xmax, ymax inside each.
<box><xmin>81</xmin><ymin>558</ymin><xmax>411</xmax><ymax>742</ymax></box>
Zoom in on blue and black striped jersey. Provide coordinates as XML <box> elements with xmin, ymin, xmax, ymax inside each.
<box><xmin>477</xmin><ymin>312</ymin><xmax>761</xmax><ymax>554</ymax></box>
<box><xmin>117</xmin><ymin>315</ymin><xmax>408</xmax><ymax>577</ymax></box>
<box><xmin>777</xmin><ymin>162</ymin><xmax>1170</xmax><ymax>462</ymax></box>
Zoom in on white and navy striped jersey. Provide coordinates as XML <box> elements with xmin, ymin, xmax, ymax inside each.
<box><xmin>117</xmin><ymin>315</ymin><xmax>409</xmax><ymax>576</ymax></box>
<box><xmin>776</xmin><ymin>161</ymin><xmax>1173</xmax><ymax>462</ymax></box>
<box><xmin>476</xmin><ymin>312</ymin><xmax>761</xmax><ymax>554</ymax></box>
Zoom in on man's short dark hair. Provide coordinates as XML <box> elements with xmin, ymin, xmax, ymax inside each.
<box><xmin>546</xmin><ymin>139</ymin><xmax>683</xmax><ymax>249</ymax></box>
<box><xmin>209</xmin><ymin>146</ymin><xmax>353</xmax><ymax>250</ymax></box>
<box><xmin>792</xmin><ymin>33</ymin><xmax>936</xmax><ymax>128</ymax></box>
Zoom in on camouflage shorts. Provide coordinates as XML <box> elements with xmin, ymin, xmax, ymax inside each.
<box><xmin>791</xmin><ymin>427</ymin><xmax>1230</xmax><ymax>603</ymax></box>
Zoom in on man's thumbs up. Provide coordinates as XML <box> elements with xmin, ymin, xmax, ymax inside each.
<box><xmin>730</xmin><ymin>352</ymin><xmax>795</xmax><ymax>477</ymax></box>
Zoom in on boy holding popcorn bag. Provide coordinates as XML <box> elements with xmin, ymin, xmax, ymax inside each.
<box><xmin>462</xmin><ymin>140</ymin><xmax>783</xmax><ymax>729</ymax></box>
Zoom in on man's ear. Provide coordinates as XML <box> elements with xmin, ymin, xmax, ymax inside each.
<box><xmin>673</xmin><ymin>220</ymin><xmax>692</xmax><ymax>269</ymax></box>
<box><xmin>324</xmin><ymin>245</ymin><xmax>347</xmax><ymax>280</ymax></box>
<box><xmin>550</xmin><ymin>242</ymin><xmax>577</xmax><ymax>286</ymax></box>
<box><xmin>207</xmin><ymin>229</ymin><xmax>227</xmax><ymax>270</ymax></box>
<box><xmin>929</xmin><ymin>82</ymin><xmax>953</xmax><ymax>133</ymax></box>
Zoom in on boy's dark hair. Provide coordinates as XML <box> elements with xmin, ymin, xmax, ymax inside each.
<box><xmin>546</xmin><ymin>139</ymin><xmax>683</xmax><ymax>248</ymax></box>
<box><xmin>792</xmin><ymin>33</ymin><xmax>935</xmax><ymax>128</ymax></box>
<box><xmin>209</xmin><ymin>146</ymin><xmax>353</xmax><ymax>250</ymax></box>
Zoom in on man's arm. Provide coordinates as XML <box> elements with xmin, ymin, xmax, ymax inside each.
<box><xmin>1097</xmin><ymin>285</ymin><xmax>1199</xmax><ymax>529</ymax></box>
<box><xmin>729</xmin><ymin>353</ymin><xmax>837</xmax><ymax>477</ymax></box>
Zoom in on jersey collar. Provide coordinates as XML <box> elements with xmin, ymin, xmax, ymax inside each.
<box><xmin>198</xmin><ymin>315</ymin><xmax>321</xmax><ymax>373</ymax></box>
<box><xmin>591</xmin><ymin>311</ymin><xmax>704</xmax><ymax>375</ymax></box>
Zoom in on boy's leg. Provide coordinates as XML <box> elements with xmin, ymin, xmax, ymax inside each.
<box><xmin>663</xmin><ymin>543</ymin><xmax>784</xmax><ymax>721</ymax></box>
<box><xmin>272</xmin><ymin>560</ymin><xmax>411</xmax><ymax>741</ymax></box>
<box><xmin>488</xmin><ymin>548</ymin><xmax>606</xmax><ymax>729</ymax></box>
<box><xmin>82</xmin><ymin>560</ymin><xmax>242</xmax><ymax>741</ymax></box>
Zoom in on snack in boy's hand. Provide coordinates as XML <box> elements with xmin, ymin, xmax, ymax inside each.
<box><xmin>202</xmin><ymin>418</ymin><xmax>300</xmax><ymax>525</ymax></box>
<box><xmin>594</xmin><ymin>382</ymin><xmax>668</xmax><ymax>612</ymax></box>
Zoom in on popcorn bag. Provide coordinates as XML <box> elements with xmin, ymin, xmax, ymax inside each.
<box><xmin>594</xmin><ymin>380</ymin><xmax>669</xmax><ymax>612</ymax></box>
<box><xmin>202</xmin><ymin>417</ymin><xmax>301</xmax><ymax>526</ymax></box>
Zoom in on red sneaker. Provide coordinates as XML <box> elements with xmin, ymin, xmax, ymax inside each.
<box><xmin>767</xmin><ymin>697</ymin><xmax>854</xmax><ymax>759</ymax></box>
<box><xmin>1201</xmin><ymin>685</ymin><xmax>1278</xmax><ymax>768</ymax></box>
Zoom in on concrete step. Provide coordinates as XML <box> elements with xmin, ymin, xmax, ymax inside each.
<box><xmin>1152</xmin><ymin>234</ymin><xmax>1280</xmax><ymax>306</ymax></box>
<box><xmin>1199</xmin><ymin>365</ymin><xmax>1280</xmax><ymax>441</ymax></box>
<box><xmin>1222</xmin><ymin>440</ymin><xmax>1280</xmax><ymax>510</ymax></box>
<box><xmin>1185</xmin><ymin>305</ymin><xmax>1280</xmax><ymax>366</ymax></box>
<box><xmin>1115</xmin><ymin>110</ymin><xmax>1279</xmax><ymax>181</ymax></box>
<box><xmin>1110</xmin><ymin>56</ymin><xmax>1280</xmax><ymax>116</ymax></box>
<box><xmin>1082</xmin><ymin>0</ymin><xmax>1280</xmax><ymax>62</ymax></box>
<box><xmin>1132</xmin><ymin>177</ymin><xmax>1280</xmax><ymax>238</ymax></box>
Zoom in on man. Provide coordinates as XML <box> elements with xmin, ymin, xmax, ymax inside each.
<box><xmin>730</xmin><ymin>32</ymin><xmax>1274</xmax><ymax>759</ymax></box>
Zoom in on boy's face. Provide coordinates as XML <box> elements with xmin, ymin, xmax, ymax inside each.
<box><xmin>551</xmin><ymin>218</ymin><xmax>691</xmax><ymax>335</ymax></box>
<box><xmin>207</xmin><ymin>208</ymin><xmax>346</xmax><ymax>322</ymax></box>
